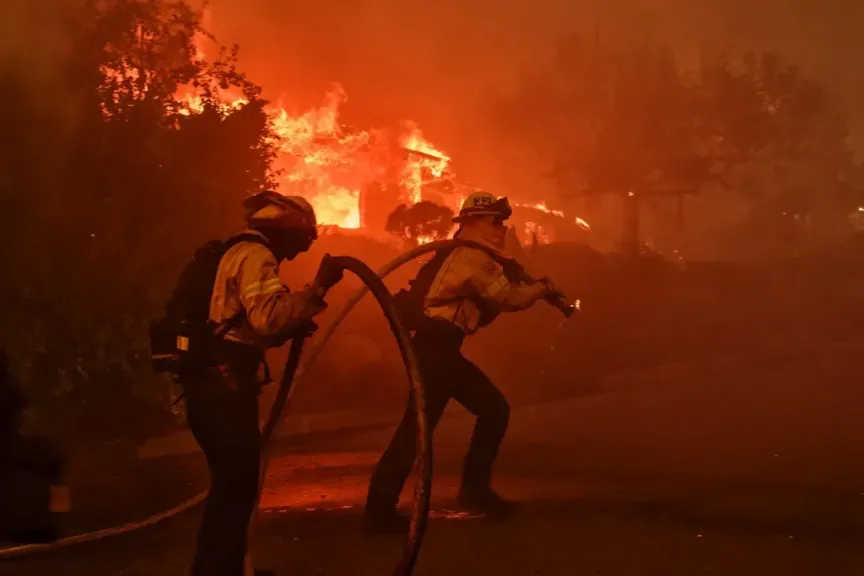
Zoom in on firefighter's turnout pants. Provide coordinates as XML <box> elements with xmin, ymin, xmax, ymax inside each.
<box><xmin>366</xmin><ymin>319</ymin><xmax>510</xmax><ymax>513</ymax></box>
<box><xmin>182</xmin><ymin>355</ymin><xmax>260</xmax><ymax>576</ymax></box>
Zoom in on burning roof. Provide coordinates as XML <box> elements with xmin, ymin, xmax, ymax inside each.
<box><xmin>170</xmin><ymin>30</ymin><xmax>589</xmax><ymax>238</ymax></box>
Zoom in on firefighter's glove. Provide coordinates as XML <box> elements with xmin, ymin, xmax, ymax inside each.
<box><xmin>538</xmin><ymin>277</ymin><xmax>566</xmax><ymax>299</ymax></box>
<box><xmin>539</xmin><ymin>277</ymin><xmax>575</xmax><ymax>317</ymax></box>
<box><xmin>295</xmin><ymin>319</ymin><xmax>319</xmax><ymax>338</ymax></box>
<box><xmin>313</xmin><ymin>254</ymin><xmax>344</xmax><ymax>295</ymax></box>
<box><xmin>268</xmin><ymin>319</ymin><xmax>319</xmax><ymax>347</ymax></box>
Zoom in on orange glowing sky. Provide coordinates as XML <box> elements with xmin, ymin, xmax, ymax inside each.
<box><xmin>187</xmin><ymin>0</ymin><xmax>864</xmax><ymax>256</ymax></box>
<box><xmin>201</xmin><ymin>0</ymin><xmax>864</xmax><ymax>158</ymax></box>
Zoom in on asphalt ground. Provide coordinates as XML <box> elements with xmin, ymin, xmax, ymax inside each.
<box><xmin>4</xmin><ymin>345</ymin><xmax>864</xmax><ymax>575</ymax></box>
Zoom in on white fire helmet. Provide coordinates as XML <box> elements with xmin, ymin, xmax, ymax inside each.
<box><xmin>243</xmin><ymin>191</ymin><xmax>318</xmax><ymax>237</ymax></box>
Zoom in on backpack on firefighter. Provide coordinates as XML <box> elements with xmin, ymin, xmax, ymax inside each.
<box><xmin>392</xmin><ymin>242</ymin><xmax>529</xmax><ymax>332</ymax></box>
<box><xmin>148</xmin><ymin>234</ymin><xmax>268</xmax><ymax>376</ymax></box>
<box><xmin>391</xmin><ymin>247</ymin><xmax>458</xmax><ymax>332</ymax></box>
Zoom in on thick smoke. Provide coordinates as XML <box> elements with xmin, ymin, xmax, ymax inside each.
<box><xmin>0</xmin><ymin>0</ymin><xmax>85</xmax><ymax>130</ymax></box>
<box><xmin>5</xmin><ymin>0</ymin><xmax>862</xmax><ymax>256</ymax></box>
<box><xmin>204</xmin><ymin>0</ymin><xmax>864</xmax><ymax>157</ymax></box>
<box><xmin>199</xmin><ymin>0</ymin><xmax>864</xmax><ymax>257</ymax></box>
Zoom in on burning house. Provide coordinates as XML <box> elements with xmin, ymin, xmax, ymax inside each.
<box><xmin>176</xmin><ymin>21</ymin><xmax>591</xmax><ymax>246</ymax></box>
<box><xmin>181</xmin><ymin>77</ymin><xmax>587</xmax><ymax>245</ymax></box>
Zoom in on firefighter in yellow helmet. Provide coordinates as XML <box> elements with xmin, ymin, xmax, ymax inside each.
<box><xmin>364</xmin><ymin>192</ymin><xmax>565</xmax><ymax>533</ymax></box>
<box><xmin>179</xmin><ymin>191</ymin><xmax>343</xmax><ymax>576</ymax></box>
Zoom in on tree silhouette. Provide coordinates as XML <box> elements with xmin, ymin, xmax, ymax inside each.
<box><xmin>492</xmin><ymin>36</ymin><xmax>731</xmax><ymax>255</ymax></box>
<box><xmin>0</xmin><ymin>0</ymin><xmax>276</xmax><ymax>432</ymax></box>
<box><xmin>385</xmin><ymin>201</ymin><xmax>455</xmax><ymax>246</ymax></box>
<box><xmin>698</xmin><ymin>52</ymin><xmax>856</xmax><ymax>254</ymax></box>
<box><xmin>495</xmin><ymin>35</ymin><xmax>854</xmax><ymax>258</ymax></box>
<box><xmin>492</xmin><ymin>35</ymin><xmax>857</xmax><ymax>258</ymax></box>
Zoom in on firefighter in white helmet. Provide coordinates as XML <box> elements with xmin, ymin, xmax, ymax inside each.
<box><xmin>364</xmin><ymin>191</ymin><xmax>565</xmax><ymax>533</ymax></box>
<box><xmin>178</xmin><ymin>191</ymin><xmax>343</xmax><ymax>576</ymax></box>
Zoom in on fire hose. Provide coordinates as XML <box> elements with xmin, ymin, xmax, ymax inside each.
<box><xmin>249</xmin><ymin>255</ymin><xmax>432</xmax><ymax>576</ymax></box>
<box><xmin>0</xmin><ymin>241</ymin><xmax>572</xmax><ymax>574</ymax></box>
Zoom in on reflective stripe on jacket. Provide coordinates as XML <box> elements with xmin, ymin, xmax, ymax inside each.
<box><xmin>209</xmin><ymin>229</ymin><xmax>325</xmax><ymax>348</ymax></box>
<box><xmin>423</xmin><ymin>229</ymin><xmax>546</xmax><ymax>335</ymax></box>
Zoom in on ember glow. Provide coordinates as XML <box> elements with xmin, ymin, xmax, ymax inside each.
<box><xmin>175</xmin><ymin>83</ymin><xmax>452</xmax><ymax>228</ymax></box>
<box><xmin>268</xmin><ymin>98</ymin><xmax>451</xmax><ymax>228</ymax></box>
<box><xmin>399</xmin><ymin>122</ymin><xmax>451</xmax><ymax>204</ymax></box>
<box><xmin>519</xmin><ymin>202</ymin><xmax>566</xmax><ymax>218</ymax></box>
<box><xmin>515</xmin><ymin>202</ymin><xmax>591</xmax><ymax>231</ymax></box>
<box><xmin>524</xmin><ymin>221</ymin><xmax>551</xmax><ymax>244</ymax></box>
<box><xmin>176</xmin><ymin>92</ymin><xmax>248</xmax><ymax>116</ymax></box>
<box><xmin>180</xmin><ymin>19</ymin><xmax>453</xmax><ymax>227</ymax></box>
<box><xmin>268</xmin><ymin>86</ymin><xmax>373</xmax><ymax>229</ymax></box>
<box><xmin>173</xmin><ymin>79</ymin><xmax>452</xmax><ymax>229</ymax></box>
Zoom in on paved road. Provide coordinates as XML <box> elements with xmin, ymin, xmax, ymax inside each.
<box><xmin>5</xmin><ymin>345</ymin><xmax>864</xmax><ymax>575</ymax></box>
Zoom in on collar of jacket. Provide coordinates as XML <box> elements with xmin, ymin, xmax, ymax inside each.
<box><xmin>231</xmin><ymin>228</ymin><xmax>272</xmax><ymax>246</ymax></box>
<box><xmin>455</xmin><ymin>225</ymin><xmax>503</xmax><ymax>251</ymax></box>
<box><xmin>456</xmin><ymin>224</ymin><xmax>524</xmax><ymax>261</ymax></box>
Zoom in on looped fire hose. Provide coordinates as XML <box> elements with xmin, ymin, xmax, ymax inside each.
<box><xmin>250</xmin><ymin>255</ymin><xmax>432</xmax><ymax>576</ymax></box>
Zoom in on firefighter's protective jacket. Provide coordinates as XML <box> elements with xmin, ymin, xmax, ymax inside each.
<box><xmin>423</xmin><ymin>226</ymin><xmax>546</xmax><ymax>334</ymax></box>
<box><xmin>209</xmin><ymin>229</ymin><xmax>326</xmax><ymax>348</ymax></box>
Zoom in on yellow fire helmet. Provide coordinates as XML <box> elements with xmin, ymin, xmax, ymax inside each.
<box><xmin>453</xmin><ymin>192</ymin><xmax>513</xmax><ymax>223</ymax></box>
<box><xmin>243</xmin><ymin>190</ymin><xmax>318</xmax><ymax>238</ymax></box>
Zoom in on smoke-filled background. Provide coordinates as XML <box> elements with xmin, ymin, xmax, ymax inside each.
<box><xmin>202</xmin><ymin>0</ymin><xmax>864</xmax><ymax>236</ymax></box>
<box><xmin>3</xmin><ymin>0</ymin><xmax>864</xmax><ymax>451</ymax></box>
<box><xmin>188</xmin><ymin>0</ymin><xmax>864</xmax><ymax>262</ymax></box>
<box><xmin>203</xmin><ymin>0</ymin><xmax>864</xmax><ymax>148</ymax></box>
<box><xmin>5</xmin><ymin>0</ymin><xmax>864</xmax><ymax>258</ymax></box>
<box><xmin>8</xmin><ymin>0</ymin><xmax>864</xmax><ymax>234</ymax></box>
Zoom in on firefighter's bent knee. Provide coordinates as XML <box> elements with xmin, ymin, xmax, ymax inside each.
<box><xmin>486</xmin><ymin>395</ymin><xmax>510</xmax><ymax>431</ymax></box>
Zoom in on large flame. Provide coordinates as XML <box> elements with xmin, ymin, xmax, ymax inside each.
<box><xmin>523</xmin><ymin>221</ymin><xmax>551</xmax><ymax>245</ymax></box>
<box><xmin>513</xmin><ymin>202</ymin><xmax>591</xmax><ymax>246</ymax></box>
<box><xmin>101</xmin><ymin>18</ymin><xmax>597</xmax><ymax>236</ymax></box>
<box><xmin>268</xmin><ymin>86</ymin><xmax>373</xmax><ymax>229</ymax></box>
<box><xmin>399</xmin><ymin>121</ymin><xmax>451</xmax><ymax>204</ymax></box>
<box><xmin>99</xmin><ymin>19</ymin><xmax>459</xmax><ymax>230</ymax></box>
<box><xmin>172</xmin><ymin>69</ymin><xmax>451</xmax><ymax>229</ymax></box>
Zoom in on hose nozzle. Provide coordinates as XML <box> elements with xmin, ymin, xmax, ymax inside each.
<box><xmin>546</xmin><ymin>294</ymin><xmax>576</xmax><ymax>318</ymax></box>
